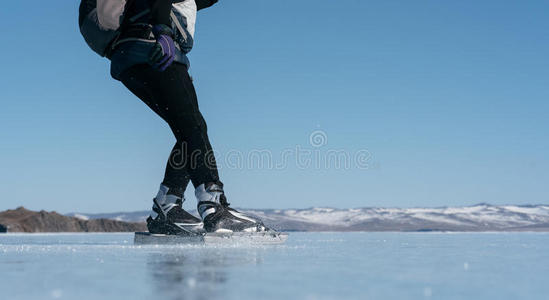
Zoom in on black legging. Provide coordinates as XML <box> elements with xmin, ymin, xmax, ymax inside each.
<box><xmin>119</xmin><ymin>63</ymin><xmax>221</xmax><ymax>194</ymax></box>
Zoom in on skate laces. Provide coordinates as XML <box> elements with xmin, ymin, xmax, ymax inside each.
<box><xmin>153</xmin><ymin>201</ymin><xmax>179</xmax><ymax>216</ymax></box>
<box><xmin>220</xmin><ymin>194</ymin><xmax>230</xmax><ymax>207</ymax></box>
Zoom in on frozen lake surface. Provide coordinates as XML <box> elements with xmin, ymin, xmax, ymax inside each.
<box><xmin>1</xmin><ymin>232</ymin><xmax>548</xmax><ymax>300</ymax></box>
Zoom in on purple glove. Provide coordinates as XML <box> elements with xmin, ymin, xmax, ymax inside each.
<box><xmin>149</xmin><ymin>24</ymin><xmax>176</xmax><ymax>71</ymax></box>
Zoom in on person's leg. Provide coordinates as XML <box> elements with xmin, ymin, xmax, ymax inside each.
<box><xmin>119</xmin><ymin>64</ymin><xmax>216</xmax><ymax>233</ymax></box>
<box><xmin>159</xmin><ymin>68</ymin><xmax>221</xmax><ymax>188</ymax></box>
<box><xmin>119</xmin><ymin>64</ymin><xmax>269</xmax><ymax>233</ymax></box>
<box><xmin>118</xmin><ymin>67</ymin><xmax>190</xmax><ymax>201</ymax></box>
<box><xmin>119</xmin><ymin>63</ymin><xmax>221</xmax><ymax>190</ymax></box>
<box><xmin>161</xmin><ymin>142</ymin><xmax>192</xmax><ymax>198</ymax></box>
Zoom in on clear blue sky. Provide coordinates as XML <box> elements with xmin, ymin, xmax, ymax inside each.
<box><xmin>1</xmin><ymin>1</ymin><xmax>548</xmax><ymax>213</ymax></box>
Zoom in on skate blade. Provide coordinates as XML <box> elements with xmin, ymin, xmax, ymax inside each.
<box><xmin>134</xmin><ymin>231</ymin><xmax>288</xmax><ymax>245</ymax></box>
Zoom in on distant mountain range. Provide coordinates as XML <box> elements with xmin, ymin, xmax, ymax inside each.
<box><xmin>67</xmin><ymin>204</ymin><xmax>549</xmax><ymax>232</ymax></box>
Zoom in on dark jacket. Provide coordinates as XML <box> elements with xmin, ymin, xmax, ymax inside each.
<box><xmin>110</xmin><ymin>0</ymin><xmax>218</xmax><ymax>80</ymax></box>
<box><xmin>143</xmin><ymin>0</ymin><xmax>218</xmax><ymax>26</ymax></box>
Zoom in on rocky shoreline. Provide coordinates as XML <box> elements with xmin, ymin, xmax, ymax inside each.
<box><xmin>0</xmin><ymin>207</ymin><xmax>146</xmax><ymax>233</ymax></box>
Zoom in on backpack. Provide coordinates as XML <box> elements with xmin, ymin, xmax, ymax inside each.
<box><xmin>79</xmin><ymin>0</ymin><xmax>196</xmax><ymax>58</ymax></box>
<box><xmin>172</xmin><ymin>0</ymin><xmax>197</xmax><ymax>54</ymax></box>
<box><xmin>78</xmin><ymin>0</ymin><xmax>132</xmax><ymax>57</ymax></box>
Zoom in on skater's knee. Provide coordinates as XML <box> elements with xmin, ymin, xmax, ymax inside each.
<box><xmin>171</xmin><ymin>115</ymin><xmax>207</xmax><ymax>137</ymax></box>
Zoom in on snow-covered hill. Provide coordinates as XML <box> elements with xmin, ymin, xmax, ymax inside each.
<box><xmin>67</xmin><ymin>204</ymin><xmax>549</xmax><ymax>232</ymax></box>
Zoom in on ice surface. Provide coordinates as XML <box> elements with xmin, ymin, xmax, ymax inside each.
<box><xmin>1</xmin><ymin>232</ymin><xmax>549</xmax><ymax>300</ymax></box>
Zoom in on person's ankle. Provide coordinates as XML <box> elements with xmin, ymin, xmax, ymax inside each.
<box><xmin>156</xmin><ymin>184</ymin><xmax>184</xmax><ymax>205</ymax></box>
<box><xmin>195</xmin><ymin>182</ymin><xmax>224</xmax><ymax>204</ymax></box>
